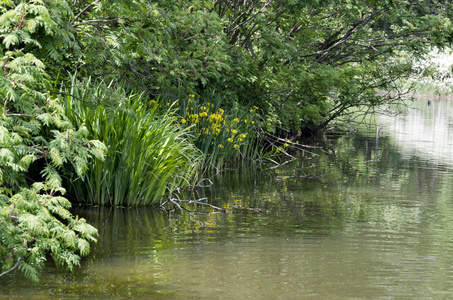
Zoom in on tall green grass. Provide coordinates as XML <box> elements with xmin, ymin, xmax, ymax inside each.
<box><xmin>61</xmin><ymin>78</ymin><xmax>203</xmax><ymax>206</ymax></box>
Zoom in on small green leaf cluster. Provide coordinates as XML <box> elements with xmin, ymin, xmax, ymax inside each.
<box><xmin>0</xmin><ymin>186</ymin><xmax>97</xmax><ymax>282</ymax></box>
<box><xmin>0</xmin><ymin>106</ymin><xmax>102</xmax><ymax>281</ymax></box>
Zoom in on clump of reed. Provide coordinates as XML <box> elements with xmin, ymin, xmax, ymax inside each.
<box><xmin>61</xmin><ymin>78</ymin><xmax>202</xmax><ymax>206</ymax></box>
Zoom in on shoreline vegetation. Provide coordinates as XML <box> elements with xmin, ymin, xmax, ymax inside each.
<box><xmin>1</xmin><ymin>0</ymin><xmax>453</xmax><ymax>281</ymax></box>
<box><xmin>397</xmin><ymin>49</ymin><xmax>453</xmax><ymax>97</ymax></box>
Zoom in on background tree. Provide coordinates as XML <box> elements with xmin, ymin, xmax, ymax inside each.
<box><xmin>61</xmin><ymin>0</ymin><xmax>229</xmax><ymax>98</ymax></box>
<box><xmin>205</xmin><ymin>0</ymin><xmax>453</xmax><ymax>133</ymax></box>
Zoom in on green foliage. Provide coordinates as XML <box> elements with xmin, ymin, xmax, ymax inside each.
<box><xmin>162</xmin><ymin>93</ymin><xmax>269</xmax><ymax>170</ymax></box>
<box><xmin>0</xmin><ymin>0</ymin><xmax>100</xmax><ymax>281</ymax></box>
<box><xmin>2</xmin><ymin>0</ymin><xmax>453</xmax><ymax>281</ymax></box>
<box><xmin>0</xmin><ymin>186</ymin><xmax>97</xmax><ymax>282</ymax></box>
<box><xmin>203</xmin><ymin>0</ymin><xmax>453</xmax><ymax>132</ymax></box>
<box><xmin>67</xmin><ymin>0</ymin><xmax>229</xmax><ymax>96</ymax></box>
<box><xmin>62</xmin><ymin>79</ymin><xmax>203</xmax><ymax>207</ymax></box>
<box><xmin>4</xmin><ymin>0</ymin><xmax>448</xmax><ymax>134</ymax></box>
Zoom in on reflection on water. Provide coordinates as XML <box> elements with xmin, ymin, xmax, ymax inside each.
<box><xmin>379</xmin><ymin>97</ymin><xmax>453</xmax><ymax>167</ymax></box>
<box><xmin>2</xmin><ymin>98</ymin><xmax>453</xmax><ymax>299</ymax></box>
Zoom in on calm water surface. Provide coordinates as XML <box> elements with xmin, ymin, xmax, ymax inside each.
<box><xmin>2</xmin><ymin>97</ymin><xmax>453</xmax><ymax>299</ymax></box>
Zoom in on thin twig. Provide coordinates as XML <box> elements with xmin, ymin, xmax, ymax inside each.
<box><xmin>51</xmin><ymin>92</ymin><xmax>93</xmax><ymax>104</ymax></box>
<box><xmin>72</xmin><ymin>0</ymin><xmax>102</xmax><ymax>24</ymax></box>
<box><xmin>268</xmin><ymin>157</ymin><xmax>297</xmax><ymax>170</ymax></box>
<box><xmin>179</xmin><ymin>197</ymin><xmax>230</xmax><ymax>213</ymax></box>
<box><xmin>5</xmin><ymin>113</ymin><xmax>34</xmax><ymax>118</ymax></box>
<box><xmin>2</xmin><ymin>58</ymin><xmax>9</xmax><ymax>77</ymax></box>
<box><xmin>0</xmin><ymin>258</ymin><xmax>21</xmax><ymax>278</ymax></box>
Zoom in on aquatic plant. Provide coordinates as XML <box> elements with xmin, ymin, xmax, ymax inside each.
<box><xmin>62</xmin><ymin>80</ymin><xmax>203</xmax><ymax>207</ymax></box>
<box><xmin>161</xmin><ymin>94</ymin><xmax>268</xmax><ymax>170</ymax></box>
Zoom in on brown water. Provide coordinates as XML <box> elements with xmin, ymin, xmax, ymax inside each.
<box><xmin>2</xmin><ymin>97</ymin><xmax>453</xmax><ymax>299</ymax></box>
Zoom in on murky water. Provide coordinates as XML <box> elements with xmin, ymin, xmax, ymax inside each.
<box><xmin>2</xmin><ymin>97</ymin><xmax>453</xmax><ymax>299</ymax></box>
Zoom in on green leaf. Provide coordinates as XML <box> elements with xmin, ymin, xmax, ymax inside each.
<box><xmin>3</xmin><ymin>34</ymin><xmax>19</xmax><ymax>48</ymax></box>
<box><xmin>49</xmin><ymin>148</ymin><xmax>63</xmax><ymax>166</ymax></box>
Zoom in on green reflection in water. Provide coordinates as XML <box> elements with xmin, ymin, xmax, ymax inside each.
<box><xmin>2</xmin><ymin>98</ymin><xmax>453</xmax><ymax>299</ymax></box>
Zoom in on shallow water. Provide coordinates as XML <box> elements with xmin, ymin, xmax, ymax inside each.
<box><xmin>2</xmin><ymin>97</ymin><xmax>453</xmax><ymax>299</ymax></box>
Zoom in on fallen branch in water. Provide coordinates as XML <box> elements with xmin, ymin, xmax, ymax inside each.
<box><xmin>159</xmin><ymin>178</ymin><xmax>269</xmax><ymax>216</ymax></box>
<box><xmin>159</xmin><ymin>178</ymin><xmax>228</xmax><ymax>214</ymax></box>
<box><xmin>260</xmin><ymin>127</ymin><xmax>328</xmax><ymax>156</ymax></box>
<box><xmin>268</xmin><ymin>156</ymin><xmax>297</xmax><ymax>170</ymax></box>
<box><xmin>182</xmin><ymin>198</ymin><xmax>230</xmax><ymax>213</ymax></box>
<box><xmin>160</xmin><ymin>196</ymin><xmax>229</xmax><ymax>214</ymax></box>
